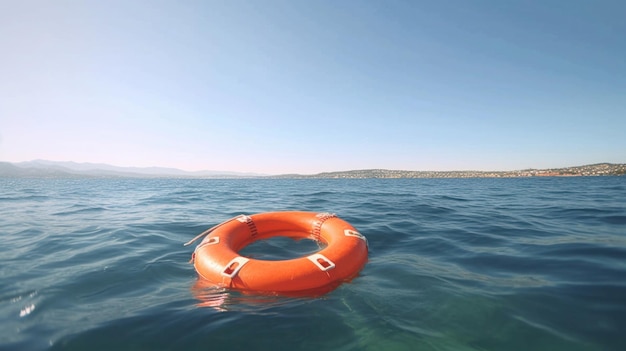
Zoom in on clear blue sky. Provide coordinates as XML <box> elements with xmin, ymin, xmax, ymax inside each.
<box><xmin>1</xmin><ymin>0</ymin><xmax>624</xmax><ymax>174</ymax></box>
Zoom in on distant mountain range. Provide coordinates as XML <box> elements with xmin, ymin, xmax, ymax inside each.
<box><xmin>0</xmin><ymin>160</ymin><xmax>266</xmax><ymax>178</ymax></box>
<box><xmin>0</xmin><ymin>160</ymin><xmax>624</xmax><ymax>179</ymax></box>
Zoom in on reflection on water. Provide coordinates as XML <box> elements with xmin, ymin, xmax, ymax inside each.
<box><xmin>191</xmin><ymin>278</ymin><xmax>341</xmax><ymax>312</ymax></box>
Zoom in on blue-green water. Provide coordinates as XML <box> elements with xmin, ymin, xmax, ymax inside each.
<box><xmin>1</xmin><ymin>177</ymin><xmax>625</xmax><ymax>350</ymax></box>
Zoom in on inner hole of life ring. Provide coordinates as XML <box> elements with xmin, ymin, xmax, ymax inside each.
<box><xmin>239</xmin><ymin>236</ymin><xmax>327</xmax><ymax>261</ymax></box>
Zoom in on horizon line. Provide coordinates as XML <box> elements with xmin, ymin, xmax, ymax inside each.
<box><xmin>4</xmin><ymin>159</ymin><xmax>625</xmax><ymax>177</ymax></box>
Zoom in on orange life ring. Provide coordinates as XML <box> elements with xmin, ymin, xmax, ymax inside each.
<box><xmin>188</xmin><ymin>211</ymin><xmax>368</xmax><ymax>294</ymax></box>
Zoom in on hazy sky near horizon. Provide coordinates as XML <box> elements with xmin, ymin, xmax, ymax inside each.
<box><xmin>1</xmin><ymin>1</ymin><xmax>624</xmax><ymax>174</ymax></box>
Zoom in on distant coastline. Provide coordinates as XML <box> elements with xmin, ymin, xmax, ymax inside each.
<box><xmin>271</xmin><ymin>163</ymin><xmax>626</xmax><ymax>179</ymax></box>
<box><xmin>0</xmin><ymin>160</ymin><xmax>624</xmax><ymax>179</ymax></box>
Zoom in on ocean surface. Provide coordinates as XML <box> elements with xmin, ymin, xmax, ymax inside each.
<box><xmin>1</xmin><ymin>177</ymin><xmax>625</xmax><ymax>351</ymax></box>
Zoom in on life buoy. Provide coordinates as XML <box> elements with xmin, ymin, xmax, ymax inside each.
<box><xmin>187</xmin><ymin>211</ymin><xmax>368</xmax><ymax>294</ymax></box>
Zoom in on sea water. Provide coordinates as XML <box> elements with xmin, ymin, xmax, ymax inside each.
<box><xmin>1</xmin><ymin>177</ymin><xmax>625</xmax><ymax>351</ymax></box>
